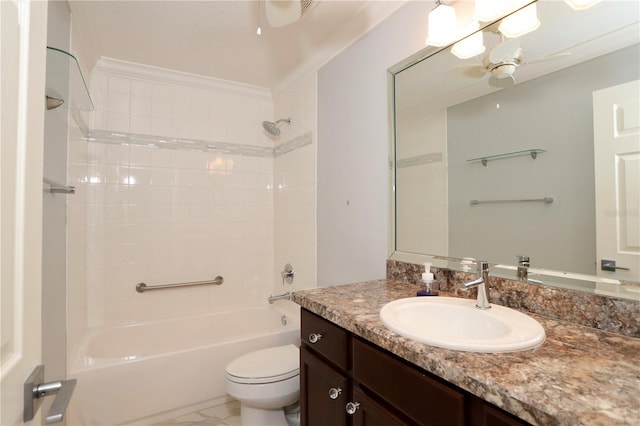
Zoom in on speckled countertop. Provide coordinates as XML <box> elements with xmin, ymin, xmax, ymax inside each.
<box><xmin>292</xmin><ymin>280</ymin><xmax>640</xmax><ymax>426</ymax></box>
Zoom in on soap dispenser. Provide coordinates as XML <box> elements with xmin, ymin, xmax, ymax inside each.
<box><xmin>417</xmin><ymin>262</ymin><xmax>439</xmax><ymax>296</ymax></box>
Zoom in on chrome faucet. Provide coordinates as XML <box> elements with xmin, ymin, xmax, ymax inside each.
<box><xmin>268</xmin><ymin>291</ymin><xmax>291</xmax><ymax>304</ymax></box>
<box><xmin>461</xmin><ymin>261</ymin><xmax>491</xmax><ymax>310</ymax></box>
<box><xmin>517</xmin><ymin>255</ymin><xmax>530</xmax><ymax>281</ymax></box>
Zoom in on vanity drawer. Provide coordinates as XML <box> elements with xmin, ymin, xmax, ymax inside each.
<box><xmin>352</xmin><ymin>337</ymin><xmax>465</xmax><ymax>426</ymax></box>
<box><xmin>301</xmin><ymin>309</ymin><xmax>349</xmax><ymax>370</ymax></box>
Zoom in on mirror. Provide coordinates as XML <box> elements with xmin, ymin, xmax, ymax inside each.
<box><xmin>391</xmin><ymin>0</ymin><xmax>640</xmax><ymax>300</ymax></box>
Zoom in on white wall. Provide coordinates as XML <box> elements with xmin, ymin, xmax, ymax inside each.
<box><xmin>43</xmin><ymin>0</ymin><xmax>71</xmax><ymax>417</ymax></box>
<box><xmin>317</xmin><ymin>2</ymin><xmax>432</xmax><ymax>286</ymax></box>
<box><xmin>273</xmin><ymin>72</ymin><xmax>317</xmax><ymax>294</ymax></box>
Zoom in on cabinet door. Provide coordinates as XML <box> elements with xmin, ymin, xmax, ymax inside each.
<box><xmin>350</xmin><ymin>387</ymin><xmax>410</xmax><ymax>426</ymax></box>
<box><xmin>301</xmin><ymin>309</ymin><xmax>349</xmax><ymax>370</ymax></box>
<box><xmin>300</xmin><ymin>346</ymin><xmax>348</xmax><ymax>426</ymax></box>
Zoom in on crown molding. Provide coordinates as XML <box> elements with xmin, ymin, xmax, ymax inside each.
<box><xmin>93</xmin><ymin>57</ymin><xmax>272</xmax><ymax>100</ymax></box>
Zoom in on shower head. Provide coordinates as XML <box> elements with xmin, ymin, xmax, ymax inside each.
<box><xmin>262</xmin><ymin>118</ymin><xmax>291</xmax><ymax>136</ymax></box>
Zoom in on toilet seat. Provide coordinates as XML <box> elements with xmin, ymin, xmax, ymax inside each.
<box><xmin>226</xmin><ymin>344</ymin><xmax>299</xmax><ymax>385</ymax></box>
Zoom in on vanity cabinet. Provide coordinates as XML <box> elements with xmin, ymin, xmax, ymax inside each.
<box><xmin>300</xmin><ymin>308</ymin><xmax>529</xmax><ymax>426</ymax></box>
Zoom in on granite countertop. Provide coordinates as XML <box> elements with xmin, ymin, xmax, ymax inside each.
<box><xmin>292</xmin><ymin>279</ymin><xmax>640</xmax><ymax>426</ymax></box>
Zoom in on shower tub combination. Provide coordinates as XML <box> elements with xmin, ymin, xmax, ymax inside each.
<box><xmin>68</xmin><ymin>301</ymin><xmax>300</xmax><ymax>425</ymax></box>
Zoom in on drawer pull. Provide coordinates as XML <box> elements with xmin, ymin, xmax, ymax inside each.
<box><xmin>308</xmin><ymin>333</ymin><xmax>323</xmax><ymax>344</ymax></box>
<box><xmin>345</xmin><ymin>402</ymin><xmax>360</xmax><ymax>415</ymax></box>
<box><xmin>328</xmin><ymin>387</ymin><xmax>342</xmax><ymax>400</ymax></box>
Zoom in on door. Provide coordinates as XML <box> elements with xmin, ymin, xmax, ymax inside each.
<box><xmin>1</xmin><ymin>0</ymin><xmax>48</xmax><ymax>424</ymax></box>
<box><xmin>593</xmin><ymin>80</ymin><xmax>640</xmax><ymax>286</ymax></box>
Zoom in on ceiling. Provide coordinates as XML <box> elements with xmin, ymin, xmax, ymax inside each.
<box><xmin>68</xmin><ymin>0</ymin><xmax>408</xmax><ymax>93</ymax></box>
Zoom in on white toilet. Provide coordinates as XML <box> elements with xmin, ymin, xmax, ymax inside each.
<box><xmin>226</xmin><ymin>344</ymin><xmax>300</xmax><ymax>426</ymax></box>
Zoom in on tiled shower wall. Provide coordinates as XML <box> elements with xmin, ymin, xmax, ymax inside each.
<box><xmin>67</xmin><ymin>61</ymin><xmax>316</xmax><ymax>351</ymax></box>
<box><xmin>273</xmin><ymin>73</ymin><xmax>317</xmax><ymax>295</ymax></box>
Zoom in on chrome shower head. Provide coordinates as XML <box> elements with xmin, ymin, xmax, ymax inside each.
<box><xmin>262</xmin><ymin>118</ymin><xmax>291</xmax><ymax>136</ymax></box>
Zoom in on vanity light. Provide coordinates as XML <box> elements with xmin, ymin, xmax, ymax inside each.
<box><xmin>426</xmin><ymin>2</ymin><xmax>458</xmax><ymax>47</ymax></box>
<box><xmin>498</xmin><ymin>3</ymin><xmax>540</xmax><ymax>38</ymax></box>
<box><xmin>451</xmin><ymin>22</ymin><xmax>485</xmax><ymax>59</ymax></box>
<box><xmin>564</xmin><ymin>0</ymin><xmax>602</xmax><ymax>10</ymax></box>
<box><xmin>474</xmin><ymin>0</ymin><xmax>513</xmax><ymax>22</ymax></box>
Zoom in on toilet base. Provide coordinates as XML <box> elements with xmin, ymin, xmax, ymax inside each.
<box><xmin>240</xmin><ymin>404</ymin><xmax>288</xmax><ymax>426</ymax></box>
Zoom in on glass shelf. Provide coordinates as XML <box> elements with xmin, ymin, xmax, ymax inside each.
<box><xmin>468</xmin><ymin>149</ymin><xmax>546</xmax><ymax>166</ymax></box>
<box><xmin>45</xmin><ymin>46</ymin><xmax>93</xmax><ymax>111</ymax></box>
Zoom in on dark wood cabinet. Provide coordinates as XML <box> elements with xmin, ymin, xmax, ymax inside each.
<box><xmin>300</xmin><ymin>308</ymin><xmax>530</xmax><ymax>426</ymax></box>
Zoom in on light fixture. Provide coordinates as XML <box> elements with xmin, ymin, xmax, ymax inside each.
<box><xmin>563</xmin><ymin>0</ymin><xmax>602</xmax><ymax>10</ymax></box>
<box><xmin>425</xmin><ymin>1</ymin><xmax>458</xmax><ymax>47</ymax></box>
<box><xmin>474</xmin><ymin>0</ymin><xmax>513</xmax><ymax>22</ymax></box>
<box><xmin>498</xmin><ymin>3</ymin><xmax>540</xmax><ymax>38</ymax></box>
<box><xmin>256</xmin><ymin>0</ymin><xmax>262</xmax><ymax>35</ymax></box>
<box><xmin>451</xmin><ymin>22</ymin><xmax>485</xmax><ymax>59</ymax></box>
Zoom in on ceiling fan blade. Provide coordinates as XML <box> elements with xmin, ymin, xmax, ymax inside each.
<box><xmin>446</xmin><ymin>65</ymin><xmax>488</xmax><ymax>84</ymax></box>
<box><xmin>463</xmin><ymin>65</ymin><xmax>488</xmax><ymax>79</ymax></box>
<box><xmin>489</xmin><ymin>38</ymin><xmax>522</xmax><ymax>64</ymax></box>
<box><xmin>489</xmin><ymin>75</ymin><xmax>515</xmax><ymax>89</ymax></box>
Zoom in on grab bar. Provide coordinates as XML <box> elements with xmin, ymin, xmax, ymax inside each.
<box><xmin>470</xmin><ymin>197</ymin><xmax>553</xmax><ymax>205</ymax></box>
<box><xmin>43</xmin><ymin>177</ymin><xmax>75</xmax><ymax>194</ymax></box>
<box><xmin>136</xmin><ymin>276</ymin><xmax>224</xmax><ymax>293</ymax></box>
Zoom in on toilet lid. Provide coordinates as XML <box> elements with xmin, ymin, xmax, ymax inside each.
<box><xmin>226</xmin><ymin>344</ymin><xmax>300</xmax><ymax>384</ymax></box>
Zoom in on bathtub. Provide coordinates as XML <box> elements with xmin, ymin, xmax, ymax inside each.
<box><xmin>68</xmin><ymin>301</ymin><xmax>300</xmax><ymax>425</ymax></box>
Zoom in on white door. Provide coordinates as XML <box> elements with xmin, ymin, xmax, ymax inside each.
<box><xmin>593</xmin><ymin>80</ymin><xmax>640</xmax><ymax>284</ymax></box>
<box><xmin>1</xmin><ymin>0</ymin><xmax>48</xmax><ymax>424</ymax></box>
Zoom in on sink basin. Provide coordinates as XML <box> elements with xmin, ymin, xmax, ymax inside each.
<box><xmin>379</xmin><ymin>297</ymin><xmax>545</xmax><ymax>353</ymax></box>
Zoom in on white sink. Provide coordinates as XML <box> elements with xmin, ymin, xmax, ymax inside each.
<box><xmin>379</xmin><ymin>297</ymin><xmax>545</xmax><ymax>353</ymax></box>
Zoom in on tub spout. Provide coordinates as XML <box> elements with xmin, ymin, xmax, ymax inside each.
<box><xmin>268</xmin><ymin>292</ymin><xmax>291</xmax><ymax>304</ymax></box>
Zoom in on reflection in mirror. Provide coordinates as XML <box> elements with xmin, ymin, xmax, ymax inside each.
<box><xmin>391</xmin><ymin>1</ymin><xmax>639</xmax><ymax>300</ymax></box>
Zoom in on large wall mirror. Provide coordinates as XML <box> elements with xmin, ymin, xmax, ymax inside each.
<box><xmin>390</xmin><ymin>0</ymin><xmax>639</xmax><ymax>300</ymax></box>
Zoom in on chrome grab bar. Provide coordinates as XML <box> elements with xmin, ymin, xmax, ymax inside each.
<box><xmin>470</xmin><ymin>197</ymin><xmax>553</xmax><ymax>205</ymax></box>
<box><xmin>268</xmin><ymin>292</ymin><xmax>291</xmax><ymax>304</ymax></box>
<box><xmin>136</xmin><ymin>276</ymin><xmax>224</xmax><ymax>293</ymax></box>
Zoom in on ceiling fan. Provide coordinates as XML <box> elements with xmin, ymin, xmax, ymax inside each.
<box><xmin>459</xmin><ymin>38</ymin><xmax>571</xmax><ymax>88</ymax></box>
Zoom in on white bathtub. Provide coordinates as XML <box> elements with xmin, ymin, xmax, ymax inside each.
<box><xmin>68</xmin><ymin>301</ymin><xmax>300</xmax><ymax>425</ymax></box>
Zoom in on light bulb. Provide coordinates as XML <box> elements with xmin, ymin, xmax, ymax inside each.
<box><xmin>425</xmin><ymin>4</ymin><xmax>458</xmax><ymax>47</ymax></box>
<box><xmin>256</xmin><ymin>26</ymin><xmax>262</xmax><ymax>36</ymax></box>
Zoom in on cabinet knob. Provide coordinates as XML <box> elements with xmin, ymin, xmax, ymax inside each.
<box><xmin>345</xmin><ymin>402</ymin><xmax>360</xmax><ymax>415</ymax></box>
<box><xmin>328</xmin><ymin>387</ymin><xmax>342</xmax><ymax>400</ymax></box>
<box><xmin>308</xmin><ymin>333</ymin><xmax>323</xmax><ymax>344</ymax></box>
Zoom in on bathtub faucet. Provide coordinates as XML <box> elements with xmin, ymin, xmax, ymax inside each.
<box><xmin>268</xmin><ymin>292</ymin><xmax>291</xmax><ymax>304</ymax></box>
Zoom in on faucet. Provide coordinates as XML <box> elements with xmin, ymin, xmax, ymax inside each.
<box><xmin>268</xmin><ymin>291</ymin><xmax>291</xmax><ymax>304</ymax></box>
<box><xmin>517</xmin><ymin>255</ymin><xmax>530</xmax><ymax>281</ymax></box>
<box><xmin>461</xmin><ymin>261</ymin><xmax>491</xmax><ymax>310</ymax></box>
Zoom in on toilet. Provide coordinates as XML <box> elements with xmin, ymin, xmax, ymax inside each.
<box><xmin>226</xmin><ymin>344</ymin><xmax>300</xmax><ymax>426</ymax></box>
